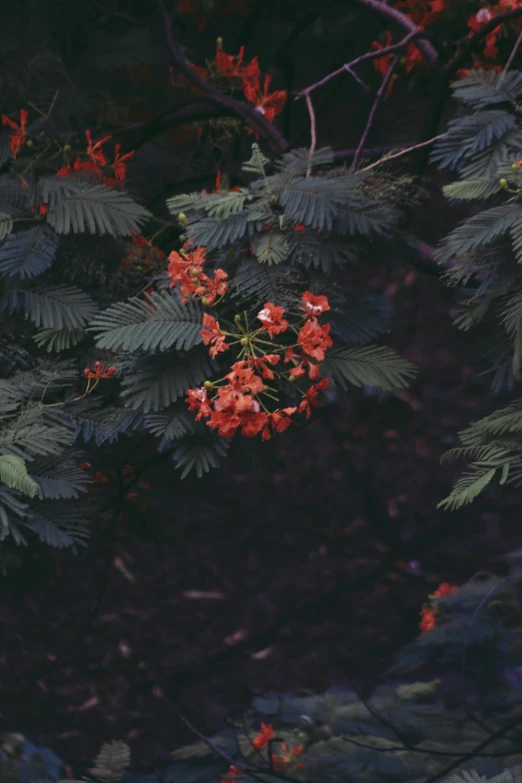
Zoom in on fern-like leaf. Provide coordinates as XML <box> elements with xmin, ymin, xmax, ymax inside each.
<box><xmin>0</xmin><ymin>227</ymin><xmax>59</xmax><ymax>279</ymax></box>
<box><xmin>90</xmin><ymin>291</ymin><xmax>203</xmax><ymax>353</ymax></box>
<box><xmin>24</xmin><ymin>285</ymin><xmax>98</xmax><ymax>330</ymax></box>
<box><xmin>321</xmin><ymin>345</ymin><xmax>417</xmax><ymax>390</ymax></box>
<box><xmin>0</xmin><ymin>455</ymin><xmax>43</xmax><ymax>499</ymax></box>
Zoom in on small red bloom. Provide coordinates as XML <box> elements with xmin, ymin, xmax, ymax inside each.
<box><xmin>251</xmin><ymin>722</ymin><xmax>275</xmax><ymax>749</ymax></box>
<box><xmin>419</xmin><ymin>607</ymin><xmax>437</xmax><ymax>633</ymax></box>
<box><xmin>298</xmin><ymin>378</ymin><xmax>329</xmax><ymax>419</ymax></box>
<box><xmin>297</xmin><ymin>319</ymin><xmax>333</xmax><ymax>361</ymax></box>
<box><xmin>301</xmin><ymin>291</ymin><xmax>330</xmax><ymax>317</ymax></box>
<box><xmin>200</xmin><ymin>314</ymin><xmax>230</xmax><ymax>358</ymax></box>
<box><xmin>85</xmin><ymin>130</ymin><xmax>112</xmax><ymax>167</ymax></box>
<box><xmin>215</xmin><ymin>45</ymin><xmax>245</xmax><ymax>78</ymax></box>
<box><xmin>186</xmin><ymin>386</ymin><xmax>213</xmax><ymax>420</ymax></box>
<box><xmin>84</xmin><ymin>361</ymin><xmax>117</xmax><ymax>380</ymax></box>
<box><xmin>433</xmin><ymin>582</ymin><xmax>457</xmax><ymax>599</ymax></box>
<box><xmin>112</xmin><ymin>144</ymin><xmax>134</xmax><ymax>181</ymax></box>
<box><xmin>2</xmin><ymin>109</ymin><xmax>28</xmax><ymax>160</ymax></box>
<box><xmin>256</xmin><ymin>302</ymin><xmax>289</xmax><ymax>337</ymax></box>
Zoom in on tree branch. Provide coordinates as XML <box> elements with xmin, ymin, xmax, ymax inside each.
<box><xmin>351</xmin><ymin>54</ymin><xmax>400</xmax><ymax>170</ymax></box>
<box><xmin>354</xmin><ymin>0</ymin><xmax>439</xmax><ymax>71</ymax></box>
<box><xmin>296</xmin><ymin>30</ymin><xmax>433</xmax><ymax>100</ymax></box>
<box><xmin>158</xmin><ymin>0</ymin><xmax>288</xmax><ymax>154</ymax></box>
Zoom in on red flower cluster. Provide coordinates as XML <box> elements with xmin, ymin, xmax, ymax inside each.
<box><xmin>272</xmin><ymin>743</ymin><xmax>305</xmax><ymax>773</ymax></box>
<box><xmin>465</xmin><ymin>2</ymin><xmax>522</xmax><ymax>65</ymax></box>
<box><xmin>120</xmin><ymin>231</ymin><xmax>165</xmax><ymax>270</ymax></box>
<box><xmin>57</xmin><ymin>131</ymin><xmax>134</xmax><ymax>188</ymax></box>
<box><xmin>433</xmin><ymin>582</ymin><xmax>457</xmax><ymax>599</ymax></box>
<box><xmin>252</xmin><ymin>722</ymin><xmax>275</xmax><ymax>749</ymax></box>
<box><xmin>2</xmin><ymin>109</ymin><xmax>28</xmax><ymax>160</ymax></box>
<box><xmin>167</xmin><ymin>245</ymin><xmax>228</xmax><ymax>305</ymax></box>
<box><xmin>419</xmin><ymin>582</ymin><xmax>457</xmax><ymax>633</ymax></box>
<box><xmin>186</xmin><ymin>291</ymin><xmax>333</xmax><ymax>439</ymax></box>
<box><xmin>214</xmin><ymin>44</ymin><xmax>287</xmax><ymax>123</ymax></box>
<box><xmin>83</xmin><ymin>361</ymin><xmax>117</xmax><ymax>380</ymax></box>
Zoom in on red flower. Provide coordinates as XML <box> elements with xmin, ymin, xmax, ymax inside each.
<box><xmin>200</xmin><ymin>314</ymin><xmax>230</xmax><ymax>358</ymax></box>
<box><xmin>2</xmin><ymin>109</ymin><xmax>28</xmax><ymax>160</ymax></box>
<box><xmin>186</xmin><ymin>386</ymin><xmax>213</xmax><ymax>421</ymax></box>
<box><xmin>242</xmin><ymin>66</ymin><xmax>287</xmax><ymax>123</ymax></box>
<box><xmin>83</xmin><ymin>361</ymin><xmax>117</xmax><ymax>379</ymax></box>
<box><xmin>221</xmin><ymin>765</ymin><xmax>243</xmax><ymax>783</ymax></box>
<box><xmin>419</xmin><ymin>607</ymin><xmax>437</xmax><ymax>633</ymax></box>
<box><xmin>301</xmin><ymin>291</ymin><xmax>330</xmax><ymax>317</ymax></box>
<box><xmin>38</xmin><ymin>202</ymin><xmax>49</xmax><ymax>217</ymax></box>
<box><xmin>433</xmin><ymin>582</ymin><xmax>457</xmax><ymax>599</ymax></box>
<box><xmin>256</xmin><ymin>302</ymin><xmax>289</xmax><ymax>337</ymax></box>
<box><xmin>261</xmin><ymin>407</ymin><xmax>297</xmax><ymax>441</ymax></box>
<box><xmin>251</xmin><ymin>722</ymin><xmax>275</xmax><ymax>749</ymax></box>
<box><xmin>215</xmin><ymin>45</ymin><xmax>245</xmax><ymax>78</ymax></box>
<box><xmin>297</xmin><ymin>319</ymin><xmax>333</xmax><ymax>361</ymax></box>
<box><xmin>112</xmin><ymin>144</ymin><xmax>134</xmax><ymax>181</ymax></box>
<box><xmin>245</xmin><ymin>353</ymin><xmax>280</xmax><ymax>380</ymax></box>
<box><xmin>85</xmin><ymin>129</ymin><xmax>112</xmax><ymax>167</ymax></box>
<box><xmin>298</xmin><ymin>378</ymin><xmax>329</xmax><ymax>419</ymax></box>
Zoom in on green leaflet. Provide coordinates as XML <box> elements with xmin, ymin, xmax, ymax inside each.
<box><xmin>38</xmin><ymin>178</ymin><xmax>151</xmax><ymax>236</ymax></box>
<box><xmin>89</xmin><ymin>290</ymin><xmax>203</xmax><ymax>353</ymax></box>
<box><xmin>23</xmin><ymin>284</ymin><xmax>99</xmax><ymax>330</ymax></box>
<box><xmin>89</xmin><ymin>741</ymin><xmax>131</xmax><ymax>783</ymax></box>
<box><xmin>0</xmin><ymin>455</ymin><xmax>43</xmax><ymax>499</ymax></box>
<box><xmin>0</xmin><ymin>212</ymin><xmax>13</xmax><ymax>240</ymax></box>
<box><xmin>250</xmin><ymin>231</ymin><xmax>288</xmax><ymax>265</ymax></box>
<box><xmin>172</xmin><ymin>434</ymin><xmax>230</xmax><ymax>479</ymax></box>
<box><xmin>321</xmin><ymin>345</ymin><xmax>417</xmax><ymax>390</ymax></box>
<box><xmin>0</xmin><ymin>226</ymin><xmax>59</xmax><ymax>280</ymax></box>
<box><xmin>33</xmin><ymin>327</ymin><xmax>86</xmax><ymax>352</ymax></box>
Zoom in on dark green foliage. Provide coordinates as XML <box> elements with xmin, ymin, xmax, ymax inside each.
<box><xmin>431</xmin><ymin>70</ymin><xmax>522</xmax><ymax>507</ymax></box>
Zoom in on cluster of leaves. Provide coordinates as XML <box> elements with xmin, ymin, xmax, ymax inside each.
<box><xmin>428</xmin><ymin>69</ymin><xmax>522</xmax><ymax>509</ymax></box>
<box><xmin>0</xmin><ymin>87</ymin><xmax>416</xmax><ymax>554</ymax></box>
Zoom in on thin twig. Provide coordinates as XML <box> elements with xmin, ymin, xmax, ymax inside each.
<box><xmin>342</xmin><ymin>736</ymin><xmax>522</xmax><ymax>758</ymax></box>
<box><xmin>296</xmin><ymin>30</ymin><xmax>431</xmax><ymax>100</ymax></box>
<box><xmin>422</xmin><ymin>711</ymin><xmax>522</xmax><ymax>783</ymax></box>
<box><xmin>351</xmin><ymin>54</ymin><xmax>400</xmax><ymax>171</ymax></box>
<box><xmin>357</xmin><ymin>132</ymin><xmax>447</xmax><ymax>172</ymax></box>
<box><xmin>502</xmin><ymin>25</ymin><xmax>522</xmax><ymax>78</ymax></box>
<box><xmin>157</xmin><ymin>0</ymin><xmax>288</xmax><ymax>153</ymax></box>
<box><xmin>305</xmin><ymin>94</ymin><xmax>316</xmax><ymax>176</ymax></box>
<box><xmin>170</xmin><ymin>702</ymin><xmax>302</xmax><ymax>783</ymax></box>
<box><xmin>354</xmin><ymin>0</ymin><xmax>439</xmax><ymax>70</ymax></box>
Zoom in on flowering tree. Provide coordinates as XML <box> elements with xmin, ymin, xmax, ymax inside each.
<box><xmin>1</xmin><ymin>0</ymin><xmax>522</xmax><ymax>563</ymax></box>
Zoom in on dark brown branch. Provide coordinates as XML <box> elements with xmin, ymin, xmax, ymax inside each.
<box><xmin>296</xmin><ymin>31</ymin><xmax>433</xmax><ymax>100</ymax></box>
<box><xmin>351</xmin><ymin>54</ymin><xmax>400</xmax><ymax>170</ymax></box>
<box><xmin>354</xmin><ymin>0</ymin><xmax>439</xmax><ymax>71</ymax></box>
<box><xmin>158</xmin><ymin>0</ymin><xmax>288</xmax><ymax>154</ymax></box>
<box><xmin>446</xmin><ymin>7</ymin><xmax>522</xmax><ymax>76</ymax></box>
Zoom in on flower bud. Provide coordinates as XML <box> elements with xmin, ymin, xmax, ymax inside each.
<box><xmin>513</xmin><ymin>163</ymin><xmax>520</xmax><ymax>172</ymax></box>
<box><xmin>288</xmin><ymin>375</ymin><xmax>297</xmax><ymax>383</ymax></box>
<box><xmin>216</xmin><ymin>36</ymin><xmax>223</xmax><ymax>50</ymax></box>
<box><xmin>26</xmin><ymin>139</ymin><xmax>33</xmax><ymax>147</ymax></box>
<box><xmin>178</xmin><ymin>212</ymin><xmax>188</xmax><ymax>226</ymax></box>
<box><xmin>234</xmin><ymin>314</ymin><xmax>242</xmax><ymax>324</ymax></box>
<box><xmin>191</xmin><ymin>267</ymin><xmax>200</xmax><ymax>276</ymax></box>
<box><xmin>202</xmin><ymin>296</ymin><xmax>210</xmax><ymax>305</ymax></box>
<box><xmin>64</xmin><ymin>144</ymin><xmax>72</xmax><ymax>152</ymax></box>
<box><xmin>203</xmin><ymin>380</ymin><xmax>214</xmax><ymax>388</ymax></box>
<box><xmin>262</xmin><ymin>385</ymin><xmax>269</xmax><ymax>392</ymax></box>
<box><xmin>240</xmin><ymin>337</ymin><xmax>248</xmax><ymax>346</ymax></box>
<box><xmin>500</xmin><ymin>178</ymin><xmax>509</xmax><ymax>189</ymax></box>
